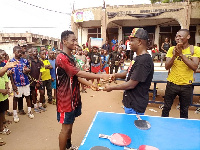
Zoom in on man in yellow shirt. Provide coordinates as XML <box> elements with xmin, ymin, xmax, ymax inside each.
<box><xmin>39</xmin><ymin>50</ymin><xmax>53</xmax><ymax>106</ymax></box>
<box><xmin>162</xmin><ymin>29</ymin><xmax>200</xmax><ymax>118</ymax></box>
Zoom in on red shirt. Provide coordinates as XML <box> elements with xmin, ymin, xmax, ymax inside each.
<box><xmin>56</xmin><ymin>52</ymin><xmax>80</xmax><ymax>113</ymax></box>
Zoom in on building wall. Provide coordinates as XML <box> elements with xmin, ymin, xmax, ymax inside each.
<box><xmin>0</xmin><ymin>42</ymin><xmax>17</xmax><ymax>58</ymax></box>
<box><xmin>72</xmin><ymin>2</ymin><xmax>200</xmax><ymax>47</ymax></box>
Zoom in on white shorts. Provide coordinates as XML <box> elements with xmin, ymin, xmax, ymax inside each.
<box><xmin>14</xmin><ymin>84</ymin><xmax>30</xmax><ymax>97</ymax></box>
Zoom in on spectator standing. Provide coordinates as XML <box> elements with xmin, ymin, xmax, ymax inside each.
<box><xmin>100</xmin><ymin>49</ymin><xmax>105</xmax><ymax>73</ymax></box>
<box><xmin>111</xmin><ymin>36</ymin><xmax>118</xmax><ymax>50</ymax></box>
<box><xmin>161</xmin><ymin>29</ymin><xmax>200</xmax><ymax>118</ymax></box>
<box><xmin>39</xmin><ymin>50</ymin><xmax>53</xmax><ymax>106</ymax></box>
<box><xmin>29</xmin><ymin>48</ymin><xmax>45</xmax><ymax>113</ymax></box>
<box><xmin>119</xmin><ymin>47</ymin><xmax>127</xmax><ymax>71</ymax></box>
<box><xmin>109</xmin><ymin>44</ymin><xmax>121</xmax><ymax>75</ymax></box>
<box><xmin>75</xmin><ymin>47</ymin><xmax>87</xmax><ymax>93</ymax></box>
<box><xmin>104</xmin><ymin>50</ymin><xmax>110</xmax><ymax>74</ymax></box>
<box><xmin>152</xmin><ymin>44</ymin><xmax>161</xmax><ymax>61</ymax></box>
<box><xmin>82</xmin><ymin>44</ymin><xmax>89</xmax><ymax>52</ymax></box>
<box><xmin>101</xmin><ymin>40</ymin><xmax>110</xmax><ymax>53</ymax></box>
<box><xmin>48</xmin><ymin>51</ymin><xmax>56</xmax><ymax>103</ymax></box>
<box><xmin>160</xmin><ymin>37</ymin><xmax>171</xmax><ymax>66</ymax></box>
<box><xmin>10</xmin><ymin>46</ymin><xmax>34</xmax><ymax>123</ymax></box>
<box><xmin>125</xmin><ymin>37</ymin><xmax>131</xmax><ymax>60</ymax></box>
<box><xmin>90</xmin><ymin>46</ymin><xmax>102</xmax><ymax>85</ymax></box>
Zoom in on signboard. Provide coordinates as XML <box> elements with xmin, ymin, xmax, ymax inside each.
<box><xmin>75</xmin><ymin>12</ymin><xmax>83</xmax><ymax>22</ymax></box>
<box><xmin>107</xmin><ymin>8</ymin><xmax>184</xmax><ymax>19</ymax></box>
<box><xmin>74</xmin><ymin>11</ymin><xmax>94</xmax><ymax>22</ymax></box>
<box><xmin>90</xmin><ymin>37</ymin><xmax>103</xmax><ymax>48</ymax></box>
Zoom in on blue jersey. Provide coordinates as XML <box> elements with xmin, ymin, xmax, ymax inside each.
<box><xmin>48</xmin><ymin>59</ymin><xmax>56</xmax><ymax>79</ymax></box>
<box><xmin>104</xmin><ymin>55</ymin><xmax>109</xmax><ymax>68</ymax></box>
<box><xmin>10</xmin><ymin>58</ymin><xmax>30</xmax><ymax>87</ymax></box>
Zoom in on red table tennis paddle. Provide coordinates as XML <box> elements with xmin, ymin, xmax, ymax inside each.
<box><xmin>99</xmin><ymin>133</ymin><xmax>131</xmax><ymax>146</ymax></box>
<box><xmin>134</xmin><ymin>114</ymin><xmax>151</xmax><ymax>130</ymax></box>
<box><xmin>124</xmin><ymin>145</ymin><xmax>159</xmax><ymax>150</ymax></box>
<box><xmin>90</xmin><ymin>146</ymin><xmax>110</xmax><ymax>150</ymax></box>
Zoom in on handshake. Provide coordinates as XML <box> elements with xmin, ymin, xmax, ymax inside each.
<box><xmin>89</xmin><ymin>74</ymin><xmax>116</xmax><ymax>92</ymax></box>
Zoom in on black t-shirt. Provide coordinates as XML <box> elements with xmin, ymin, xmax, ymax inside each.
<box><xmin>161</xmin><ymin>42</ymin><xmax>170</xmax><ymax>53</ymax></box>
<box><xmin>122</xmin><ymin>53</ymin><xmax>154</xmax><ymax>113</ymax></box>
<box><xmin>109</xmin><ymin>51</ymin><xmax>121</xmax><ymax>63</ymax></box>
<box><xmin>90</xmin><ymin>52</ymin><xmax>101</xmax><ymax>64</ymax></box>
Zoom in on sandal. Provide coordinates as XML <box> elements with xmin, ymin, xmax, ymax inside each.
<box><xmin>3</xmin><ymin>120</ymin><xmax>12</xmax><ymax>125</ymax></box>
<box><xmin>0</xmin><ymin>140</ymin><xmax>6</xmax><ymax>146</ymax></box>
<box><xmin>0</xmin><ymin>128</ymin><xmax>11</xmax><ymax>135</ymax></box>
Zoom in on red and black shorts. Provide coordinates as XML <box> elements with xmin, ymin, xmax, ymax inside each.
<box><xmin>91</xmin><ymin>63</ymin><xmax>100</xmax><ymax>74</ymax></box>
<box><xmin>57</xmin><ymin>103</ymin><xmax>82</xmax><ymax>124</ymax></box>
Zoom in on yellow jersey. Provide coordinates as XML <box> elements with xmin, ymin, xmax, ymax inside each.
<box><xmin>41</xmin><ymin>60</ymin><xmax>51</xmax><ymax>81</ymax></box>
<box><xmin>0</xmin><ymin>68</ymin><xmax>9</xmax><ymax>102</ymax></box>
<box><xmin>166</xmin><ymin>46</ymin><xmax>200</xmax><ymax>85</ymax></box>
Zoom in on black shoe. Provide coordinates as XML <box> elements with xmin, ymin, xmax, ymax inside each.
<box><xmin>18</xmin><ymin>110</ymin><xmax>26</xmax><ymax>115</ymax></box>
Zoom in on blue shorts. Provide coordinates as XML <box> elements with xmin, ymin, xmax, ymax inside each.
<box><xmin>124</xmin><ymin>106</ymin><xmax>144</xmax><ymax>115</ymax></box>
<box><xmin>57</xmin><ymin>103</ymin><xmax>82</xmax><ymax>124</ymax></box>
<box><xmin>51</xmin><ymin>80</ymin><xmax>56</xmax><ymax>89</ymax></box>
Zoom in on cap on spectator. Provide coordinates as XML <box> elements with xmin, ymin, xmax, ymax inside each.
<box><xmin>129</xmin><ymin>28</ymin><xmax>148</xmax><ymax>40</ymax></box>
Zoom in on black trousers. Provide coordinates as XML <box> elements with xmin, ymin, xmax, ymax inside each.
<box><xmin>110</xmin><ymin>64</ymin><xmax>119</xmax><ymax>74</ymax></box>
<box><xmin>162</xmin><ymin>82</ymin><xmax>192</xmax><ymax>118</ymax></box>
<box><xmin>42</xmin><ymin>79</ymin><xmax>52</xmax><ymax>102</ymax></box>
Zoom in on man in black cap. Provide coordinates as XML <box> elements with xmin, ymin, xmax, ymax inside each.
<box><xmin>104</xmin><ymin>28</ymin><xmax>154</xmax><ymax>115</ymax></box>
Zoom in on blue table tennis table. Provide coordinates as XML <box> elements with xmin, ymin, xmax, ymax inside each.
<box><xmin>79</xmin><ymin>111</ymin><xmax>200</xmax><ymax>150</ymax></box>
<box><xmin>150</xmin><ymin>72</ymin><xmax>200</xmax><ymax>107</ymax></box>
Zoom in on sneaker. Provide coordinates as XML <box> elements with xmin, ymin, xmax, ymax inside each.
<box><xmin>42</xmin><ymin>103</ymin><xmax>47</xmax><ymax>108</ymax></box>
<box><xmin>52</xmin><ymin>99</ymin><xmax>56</xmax><ymax>105</ymax></box>
<box><xmin>67</xmin><ymin>145</ymin><xmax>79</xmax><ymax>150</ymax></box>
<box><xmin>18</xmin><ymin>110</ymin><xmax>26</xmax><ymax>115</ymax></box>
<box><xmin>28</xmin><ymin>112</ymin><xmax>34</xmax><ymax>119</ymax></box>
<box><xmin>13</xmin><ymin>115</ymin><xmax>20</xmax><ymax>123</ymax></box>
<box><xmin>195</xmin><ymin>108</ymin><xmax>200</xmax><ymax>114</ymax></box>
<box><xmin>39</xmin><ymin>106</ymin><xmax>46</xmax><ymax>112</ymax></box>
<box><xmin>34</xmin><ymin>108</ymin><xmax>41</xmax><ymax>113</ymax></box>
<box><xmin>159</xmin><ymin>104</ymin><xmax>164</xmax><ymax>109</ymax></box>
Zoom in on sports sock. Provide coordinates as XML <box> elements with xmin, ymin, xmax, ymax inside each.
<box><xmin>28</xmin><ymin>107</ymin><xmax>31</xmax><ymax>113</ymax></box>
<box><xmin>34</xmin><ymin>104</ymin><xmax>37</xmax><ymax>108</ymax></box>
<box><xmin>39</xmin><ymin>103</ymin><xmax>42</xmax><ymax>107</ymax></box>
<box><xmin>13</xmin><ymin>110</ymin><xmax>17</xmax><ymax>116</ymax></box>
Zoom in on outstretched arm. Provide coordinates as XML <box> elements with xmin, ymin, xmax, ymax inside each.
<box><xmin>113</xmin><ymin>71</ymin><xmax>128</xmax><ymax>79</ymax></box>
<box><xmin>78</xmin><ymin>77</ymin><xmax>98</xmax><ymax>91</ymax></box>
<box><xmin>103</xmin><ymin>79</ymin><xmax>139</xmax><ymax>92</ymax></box>
<box><xmin>0</xmin><ymin>61</ymin><xmax>18</xmax><ymax>77</ymax></box>
<box><xmin>76</xmin><ymin>70</ymin><xmax>110</xmax><ymax>81</ymax></box>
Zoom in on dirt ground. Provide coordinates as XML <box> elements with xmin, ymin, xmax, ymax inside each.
<box><xmin>1</xmin><ymin>80</ymin><xmax>200</xmax><ymax>150</ymax></box>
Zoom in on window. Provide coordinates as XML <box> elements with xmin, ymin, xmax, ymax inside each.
<box><xmin>88</xmin><ymin>28</ymin><xmax>101</xmax><ymax>39</ymax></box>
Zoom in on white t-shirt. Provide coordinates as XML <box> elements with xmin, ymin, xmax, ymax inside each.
<box><xmin>126</xmin><ymin>42</ymin><xmax>130</xmax><ymax>50</ymax></box>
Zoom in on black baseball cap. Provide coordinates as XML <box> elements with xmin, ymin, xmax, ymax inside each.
<box><xmin>129</xmin><ymin>28</ymin><xmax>149</xmax><ymax>40</ymax></box>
